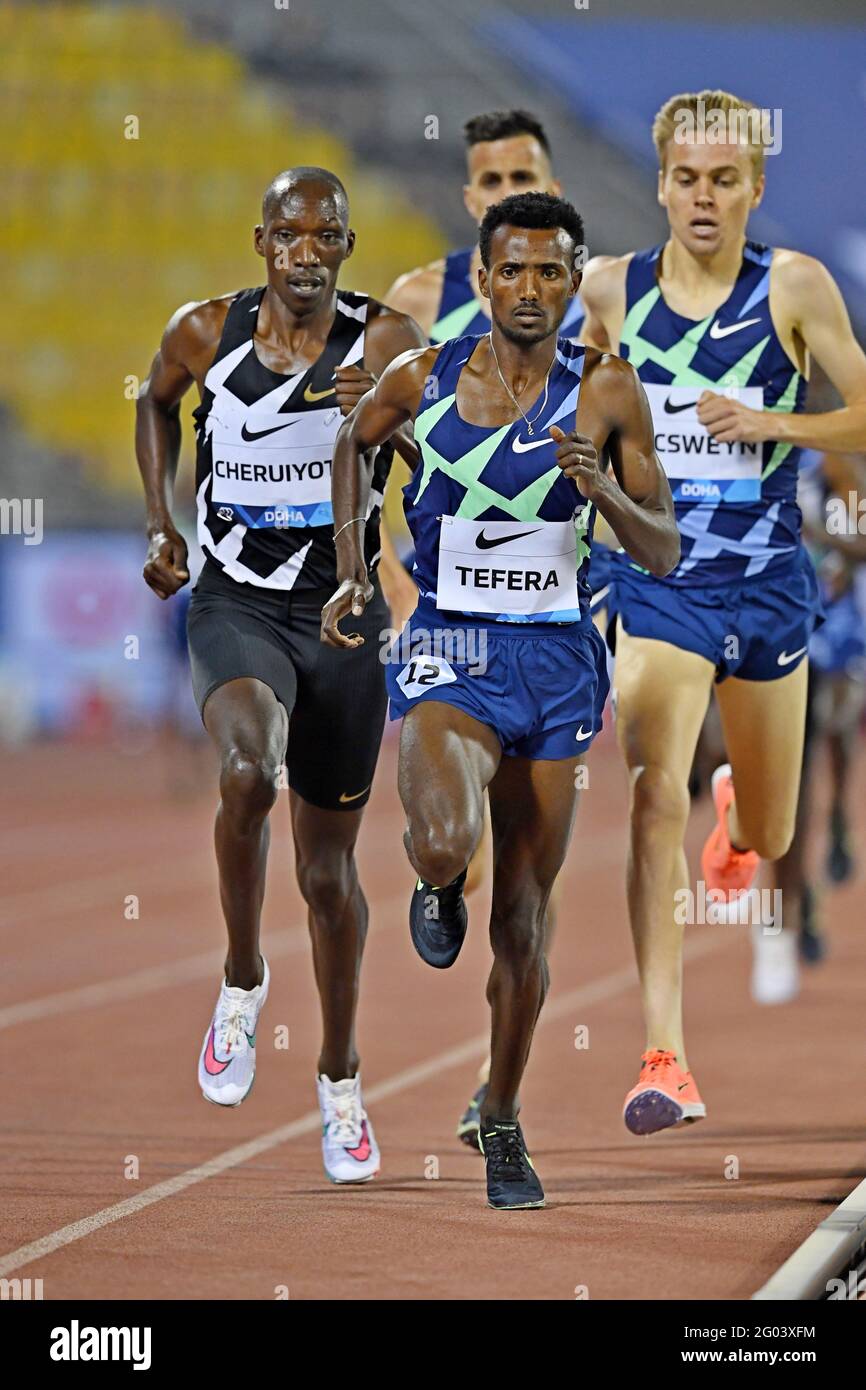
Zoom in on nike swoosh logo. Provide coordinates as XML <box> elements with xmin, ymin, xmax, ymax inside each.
<box><xmin>203</xmin><ymin>1025</ymin><xmax>232</xmax><ymax>1076</ymax></box>
<box><xmin>708</xmin><ymin>317</ymin><xmax>762</xmax><ymax>340</ymax></box>
<box><xmin>240</xmin><ymin>420</ymin><xmax>299</xmax><ymax>441</ymax></box>
<box><xmin>304</xmin><ymin>384</ymin><xmax>336</xmax><ymax>402</ymax></box>
<box><xmin>338</xmin><ymin>786</ymin><xmax>370</xmax><ymax>803</ymax></box>
<box><xmin>345</xmin><ymin>1120</ymin><xmax>372</xmax><ymax>1162</ymax></box>
<box><xmin>677</xmin><ymin>1082</ymin><xmax>689</xmax><ymax>1091</ymax></box>
<box><xmin>476</xmin><ymin>528</ymin><xmax>540</xmax><ymax>550</ymax></box>
<box><xmin>575</xmin><ymin>726</ymin><xmax>593</xmax><ymax>741</ymax></box>
<box><xmin>512</xmin><ymin>435</ymin><xmax>553</xmax><ymax>453</ymax></box>
<box><xmin>663</xmin><ymin>397</ymin><xmax>699</xmax><ymax>414</ymax></box>
<box><xmin>777</xmin><ymin>647</ymin><xmax>807</xmax><ymax>667</ymax></box>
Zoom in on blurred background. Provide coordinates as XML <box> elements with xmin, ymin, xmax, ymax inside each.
<box><xmin>0</xmin><ymin>0</ymin><xmax>864</xmax><ymax>746</ymax></box>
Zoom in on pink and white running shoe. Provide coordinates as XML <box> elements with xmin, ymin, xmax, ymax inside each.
<box><xmin>316</xmin><ymin>1073</ymin><xmax>380</xmax><ymax>1183</ymax></box>
<box><xmin>198</xmin><ymin>959</ymin><xmax>270</xmax><ymax>1107</ymax></box>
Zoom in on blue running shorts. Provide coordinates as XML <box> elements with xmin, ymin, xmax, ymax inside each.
<box><xmin>607</xmin><ymin>545</ymin><xmax>823</xmax><ymax>682</ymax></box>
<box><xmin>386</xmin><ymin>599</ymin><xmax>610</xmax><ymax>760</ymax></box>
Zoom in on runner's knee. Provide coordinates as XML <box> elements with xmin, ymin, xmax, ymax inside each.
<box><xmin>296</xmin><ymin>847</ymin><xmax>360</xmax><ymax>923</ymax></box>
<box><xmin>489</xmin><ymin>895</ymin><xmax>547</xmax><ymax>973</ymax></box>
<box><xmin>219</xmin><ymin>746</ymin><xmax>281</xmax><ymax>826</ymax></box>
<box><xmin>406</xmin><ymin>814</ymin><xmax>478</xmax><ymax>888</ymax></box>
<box><xmin>736</xmin><ymin>815</ymin><xmax>795</xmax><ymax>863</ymax></box>
<box><xmin>630</xmin><ymin>763</ymin><xmax>690</xmax><ymax>839</ymax></box>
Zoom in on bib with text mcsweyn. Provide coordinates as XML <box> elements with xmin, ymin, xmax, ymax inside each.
<box><xmin>642</xmin><ymin>384</ymin><xmax>764</xmax><ymax>504</ymax></box>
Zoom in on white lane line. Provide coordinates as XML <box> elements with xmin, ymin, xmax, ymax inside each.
<box><xmin>0</xmin><ymin>864</ymin><xmax>215</xmax><ymax>931</ymax></box>
<box><xmin>0</xmin><ymin>809</ymin><xmax>410</xmax><ymax>930</ymax></box>
<box><xmin>0</xmin><ymin>828</ymin><xmax>627</xmax><ymax>1031</ymax></box>
<box><xmin>752</xmin><ymin>1173</ymin><xmax>866</xmax><ymax>1300</ymax></box>
<box><xmin>0</xmin><ymin>928</ymin><xmax>727</xmax><ymax>1278</ymax></box>
<box><xmin>0</xmin><ymin>891</ymin><xmax>405</xmax><ymax>1032</ymax></box>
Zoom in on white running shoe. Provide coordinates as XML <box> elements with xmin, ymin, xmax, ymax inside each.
<box><xmin>751</xmin><ymin>925</ymin><xmax>799</xmax><ymax>1006</ymax></box>
<box><xmin>316</xmin><ymin>1073</ymin><xmax>380</xmax><ymax>1184</ymax></box>
<box><xmin>198</xmin><ymin>958</ymin><xmax>270</xmax><ymax>1107</ymax></box>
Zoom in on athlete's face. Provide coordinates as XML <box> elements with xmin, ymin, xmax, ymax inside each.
<box><xmin>659</xmin><ymin>139</ymin><xmax>764</xmax><ymax>257</ymax></box>
<box><xmin>464</xmin><ymin>135</ymin><xmax>561</xmax><ymax>224</ymax></box>
<box><xmin>478</xmin><ymin>225</ymin><xmax>579</xmax><ymax>345</ymax></box>
<box><xmin>255</xmin><ymin>185</ymin><xmax>354</xmax><ymax>313</ymax></box>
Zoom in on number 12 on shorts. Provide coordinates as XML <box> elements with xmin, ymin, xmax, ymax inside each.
<box><xmin>396</xmin><ymin>654</ymin><xmax>458</xmax><ymax>700</ymax></box>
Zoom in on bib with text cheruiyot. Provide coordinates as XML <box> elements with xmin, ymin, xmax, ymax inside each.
<box><xmin>209</xmin><ymin>405</ymin><xmax>340</xmax><ymax>530</ymax></box>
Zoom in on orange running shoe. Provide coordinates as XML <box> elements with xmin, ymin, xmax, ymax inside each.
<box><xmin>623</xmin><ymin>1048</ymin><xmax>706</xmax><ymax>1135</ymax></box>
<box><xmin>701</xmin><ymin>763</ymin><xmax>760</xmax><ymax>899</ymax></box>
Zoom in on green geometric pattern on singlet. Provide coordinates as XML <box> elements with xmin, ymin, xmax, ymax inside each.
<box><xmin>430</xmin><ymin>299</ymin><xmax>485</xmax><ymax>343</ymax></box>
<box><xmin>620</xmin><ymin>286</ymin><xmax>803</xmax><ymax>481</ymax></box>
<box><xmin>413</xmin><ymin>392</ymin><xmax>592</xmax><ymax>568</ymax></box>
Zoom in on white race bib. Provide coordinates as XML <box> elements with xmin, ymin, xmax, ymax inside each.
<box><xmin>436</xmin><ymin>516</ymin><xmax>579</xmax><ymax>616</ymax></box>
<box><xmin>210</xmin><ymin>408</ymin><xmax>339</xmax><ymax>528</ymax></box>
<box><xmin>642</xmin><ymin>384</ymin><xmax>764</xmax><ymax>503</ymax></box>
<box><xmin>395</xmin><ymin>654</ymin><xmax>458</xmax><ymax>699</ymax></box>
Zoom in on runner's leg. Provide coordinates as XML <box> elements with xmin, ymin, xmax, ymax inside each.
<box><xmin>614</xmin><ymin>629</ymin><xmax>715</xmax><ymax>1066</ymax></box>
<box><xmin>203</xmin><ymin>676</ymin><xmax>289</xmax><ymax>990</ymax></box>
<box><xmin>290</xmin><ymin>795</ymin><xmax>369</xmax><ymax>1081</ymax></box>
<box><xmin>715</xmin><ymin>661</ymin><xmax>810</xmax><ymax>861</ymax></box>
<box><xmin>399</xmin><ymin>700</ymin><xmax>501</xmax><ymax>888</ymax></box>
<box><xmin>484</xmin><ymin>754</ymin><xmax>579</xmax><ymax>1121</ymax></box>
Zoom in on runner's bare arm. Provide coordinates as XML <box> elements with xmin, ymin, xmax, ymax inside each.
<box><xmin>560</xmin><ymin>353</ymin><xmax>680</xmax><ymax>577</ymax></box>
<box><xmin>360</xmin><ymin>303</ymin><xmax>428</xmax><ymax>468</ymax></box>
<box><xmin>578</xmin><ymin>255</ymin><xmax>630</xmax><ymax>352</ymax></box>
<box><xmin>698</xmin><ymin>253</ymin><xmax>866</xmax><ymax>452</ymax></box>
<box><xmin>322</xmin><ymin>346</ymin><xmax>436</xmax><ymax>649</ymax></box>
<box><xmin>136</xmin><ymin>298</ymin><xmax>229</xmax><ymax>599</ymax></box>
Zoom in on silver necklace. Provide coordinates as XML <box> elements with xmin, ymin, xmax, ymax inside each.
<box><xmin>488</xmin><ymin>333</ymin><xmax>553</xmax><ymax>436</ymax></box>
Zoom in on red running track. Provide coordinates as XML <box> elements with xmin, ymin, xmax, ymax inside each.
<box><xmin>1</xmin><ymin>726</ymin><xmax>865</xmax><ymax>1300</ymax></box>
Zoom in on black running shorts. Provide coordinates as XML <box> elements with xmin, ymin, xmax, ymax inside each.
<box><xmin>186</xmin><ymin>559</ymin><xmax>389</xmax><ymax>811</ymax></box>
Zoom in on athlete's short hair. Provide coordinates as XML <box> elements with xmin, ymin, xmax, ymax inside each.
<box><xmin>463</xmin><ymin>109</ymin><xmax>551</xmax><ymax>156</ymax></box>
<box><xmin>478</xmin><ymin>192</ymin><xmax>584</xmax><ymax>270</ymax></box>
<box><xmin>261</xmin><ymin>167</ymin><xmax>349</xmax><ymax>224</ymax></box>
<box><xmin>653</xmin><ymin>90</ymin><xmax>766</xmax><ymax>181</ymax></box>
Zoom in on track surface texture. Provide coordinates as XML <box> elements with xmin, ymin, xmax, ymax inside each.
<box><xmin>2</xmin><ymin>726</ymin><xmax>864</xmax><ymax>1301</ymax></box>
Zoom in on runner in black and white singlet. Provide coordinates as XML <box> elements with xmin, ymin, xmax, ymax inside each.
<box><xmin>581</xmin><ymin>90</ymin><xmax>866</xmax><ymax>1134</ymax></box>
<box><xmin>137</xmin><ymin>167</ymin><xmax>425</xmax><ymax>1184</ymax></box>
<box><xmin>322</xmin><ymin>194</ymin><xmax>679</xmax><ymax>1209</ymax></box>
<box><xmin>192</xmin><ymin>284</ymin><xmax>390</xmax><ymax>589</ymax></box>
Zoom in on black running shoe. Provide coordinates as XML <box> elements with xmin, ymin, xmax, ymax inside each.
<box><xmin>827</xmin><ymin>808</ymin><xmax>855</xmax><ymax>884</ymax></box>
<box><xmin>798</xmin><ymin>884</ymin><xmax>827</xmax><ymax>965</ymax></box>
<box><xmin>478</xmin><ymin>1120</ymin><xmax>545</xmax><ymax>1210</ymax></box>
<box><xmin>409</xmin><ymin>869</ymin><xmax>468</xmax><ymax>968</ymax></box>
<box><xmin>456</xmin><ymin>1083</ymin><xmax>488</xmax><ymax>1151</ymax></box>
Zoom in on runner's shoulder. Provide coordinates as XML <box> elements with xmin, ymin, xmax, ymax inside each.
<box><xmin>578</xmin><ymin>348</ymin><xmax>645</xmax><ymax>428</ymax></box>
<box><xmin>580</xmin><ymin>346</ymin><xmax>639</xmax><ymax>393</ymax></box>
<box><xmin>162</xmin><ymin>293</ymin><xmax>238</xmax><ymax>360</ymax></box>
<box><xmin>383</xmin><ymin>259</ymin><xmax>446</xmax><ymax>318</ymax></box>
<box><xmin>770</xmin><ymin>247</ymin><xmax>835</xmax><ymax>301</ymax></box>
<box><xmin>364</xmin><ymin>297</ymin><xmax>429</xmax><ymax>346</ymax></box>
<box><xmin>384</xmin><ymin>342</ymin><xmax>440</xmax><ymax>388</ymax></box>
<box><xmin>580</xmin><ymin>253</ymin><xmax>632</xmax><ymax>311</ymax></box>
